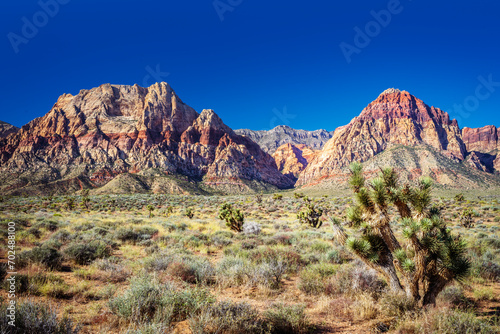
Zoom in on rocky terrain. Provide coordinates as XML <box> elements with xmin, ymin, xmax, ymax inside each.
<box><xmin>235</xmin><ymin>125</ymin><xmax>333</xmax><ymax>154</ymax></box>
<box><xmin>462</xmin><ymin>125</ymin><xmax>500</xmax><ymax>173</ymax></box>
<box><xmin>0</xmin><ymin>83</ymin><xmax>293</xmax><ymax>195</ymax></box>
<box><xmin>0</xmin><ymin>120</ymin><xmax>19</xmax><ymax>138</ymax></box>
<box><xmin>1</xmin><ymin>85</ymin><xmax>499</xmax><ymax>194</ymax></box>
<box><xmin>297</xmin><ymin>88</ymin><xmax>500</xmax><ymax>188</ymax></box>
<box><xmin>272</xmin><ymin>143</ymin><xmax>317</xmax><ymax>180</ymax></box>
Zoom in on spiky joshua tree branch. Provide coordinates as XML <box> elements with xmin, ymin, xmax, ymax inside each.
<box><xmin>331</xmin><ymin>162</ymin><xmax>470</xmax><ymax>306</ymax></box>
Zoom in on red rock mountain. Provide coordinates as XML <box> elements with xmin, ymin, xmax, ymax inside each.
<box><xmin>0</xmin><ymin>121</ymin><xmax>19</xmax><ymax>138</ymax></box>
<box><xmin>297</xmin><ymin>89</ymin><xmax>498</xmax><ymax>188</ymax></box>
<box><xmin>272</xmin><ymin>143</ymin><xmax>317</xmax><ymax>180</ymax></box>
<box><xmin>462</xmin><ymin>125</ymin><xmax>500</xmax><ymax>173</ymax></box>
<box><xmin>0</xmin><ymin>83</ymin><xmax>293</xmax><ymax>194</ymax></box>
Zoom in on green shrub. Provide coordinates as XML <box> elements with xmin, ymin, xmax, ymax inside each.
<box><xmin>0</xmin><ymin>299</ymin><xmax>80</xmax><ymax>333</ymax></box>
<box><xmin>189</xmin><ymin>300</ymin><xmax>264</xmax><ymax>334</ymax></box>
<box><xmin>264</xmin><ymin>303</ymin><xmax>310</xmax><ymax>334</ymax></box>
<box><xmin>379</xmin><ymin>293</ymin><xmax>416</xmax><ymax>317</ymax></box>
<box><xmin>64</xmin><ymin>240</ymin><xmax>112</xmax><ymax>265</ymax></box>
<box><xmin>109</xmin><ymin>275</ymin><xmax>215</xmax><ymax>324</ymax></box>
<box><xmin>414</xmin><ymin>309</ymin><xmax>495</xmax><ymax>334</ymax></box>
<box><xmin>17</xmin><ymin>247</ymin><xmax>63</xmax><ymax>270</ymax></box>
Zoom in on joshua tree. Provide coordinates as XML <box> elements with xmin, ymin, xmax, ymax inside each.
<box><xmin>184</xmin><ymin>208</ymin><xmax>194</xmax><ymax>219</ymax></box>
<box><xmin>331</xmin><ymin>162</ymin><xmax>470</xmax><ymax>306</ymax></box>
<box><xmin>460</xmin><ymin>208</ymin><xmax>474</xmax><ymax>228</ymax></box>
<box><xmin>256</xmin><ymin>194</ymin><xmax>263</xmax><ymax>204</ymax></box>
<box><xmin>219</xmin><ymin>203</ymin><xmax>244</xmax><ymax>232</ymax></box>
<box><xmin>297</xmin><ymin>197</ymin><xmax>324</xmax><ymax>228</ymax></box>
<box><xmin>454</xmin><ymin>193</ymin><xmax>465</xmax><ymax>202</ymax></box>
<box><xmin>273</xmin><ymin>193</ymin><xmax>283</xmax><ymax>201</ymax></box>
<box><xmin>65</xmin><ymin>196</ymin><xmax>76</xmax><ymax>211</ymax></box>
<box><xmin>146</xmin><ymin>204</ymin><xmax>154</xmax><ymax>218</ymax></box>
<box><xmin>166</xmin><ymin>206</ymin><xmax>174</xmax><ymax>216</ymax></box>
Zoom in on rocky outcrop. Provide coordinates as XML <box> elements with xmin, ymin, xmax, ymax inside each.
<box><xmin>272</xmin><ymin>143</ymin><xmax>317</xmax><ymax>180</ymax></box>
<box><xmin>461</xmin><ymin>125</ymin><xmax>499</xmax><ymax>174</ymax></box>
<box><xmin>0</xmin><ymin>82</ymin><xmax>293</xmax><ymax>194</ymax></box>
<box><xmin>235</xmin><ymin>126</ymin><xmax>333</xmax><ymax>154</ymax></box>
<box><xmin>297</xmin><ymin>89</ymin><xmax>479</xmax><ymax>187</ymax></box>
<box><xmin>0</xmin><ymin>121</ymin><xmax>19</xmax><ymax>138</ymax></box>
<box><xmin>462</xmin><ymin>126</ymin><xmax>499</xmax><ymax>153</ymax></box>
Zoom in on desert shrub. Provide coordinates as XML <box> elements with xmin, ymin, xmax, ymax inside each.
<box><xmin>243</xmin><ymin>221</ymin><xmax>262</xmax><ymax>235</ymax></box>
<box><xmin>189</xmin><ymin>300</ymin><xmax>264</xmax><ymax>334</ymax></box>
<box><xmin>472</xmin><ymin>260</ymin><xmax>500</xmax><ymax>282</ymax></box>
<box><xmin>216</xmin><ymin>256</ymin><xmax>253</xmax><ymax>288</ymax></box>
<box><xmin>17</xmin><ymin>246</ymin><xmax>63</xmax><ymax>270</ymax></box>
<box><xmin>92</xmin><ymin>226</ymin><xmax>110</xmax><ymax>236</ymax></box>
<box><xmin>241</xmin><ymin>239</ymin><xmax>258</xmax><ymax>250</ymax></box>
<box><xmin>115</xmin><ymin>227</ymin><xmax>140</xmax><ymax>243</ymax></box>
<box><xmin>93</xmin><ymin>259</ymin><xmax>131</xmax><ymax>283</ymax></box>
<box><xmin>326</xmin><ymin>249</ymin><xmax>344</xmax><ymax>264</ymax></box>
<box><xmin>251</xmin><ymin>260</ymin><xmax>287</xmax><ymax>289</ymax></box>
<box><xmin>50</xmin><ymin>230</ymin><xmax>72</xmax><ymax>243</ymax></box>
<box><xmin>73</xmin><ymin>223</ymin><xmax>94</xmax><ymax>232</ymax></box>
<box><xmin>109</xmin><ymin>276</ymin><xmax>174</xmax><ymax>323</ymax></box>
<box><xmin>251</xmin><ymin>247</ymin><xmax>303</xmax><ymax>273</ymax></box>
<box><xmin>144</xmin><ymin>254</ymin><xmax>174</xmax><ymax>272</ymax></box>
<box><xmin>35</xmin><ymin>220</ymin><xmax>59</xmax><ymax>232</ymax></box>
<box><xmin>64</xmin><ymin>240</ymin><xmax>112</xmax><ymax>265</ymax></box>
<box><xmin>299</xmin><ymin>263</ymin><xmax>336</xmax><ymax>295</ymax></box>
<box><xmin>298</xmin><ymin>268</ymin><xmax>324</xmax><ymax>295</ymax></box>
<box><xmin>124</xmin><ymin>323</ymin><xmax>172</xmax><ymax>334</ymax></box>
<box><xmin>412</xmin><ymin>308</ymin><xmax>495</xmax><ymax>334</ymax></box>
<box><xmin>264</xmin><ymin>303</ymin><xmax>310</xmax><ymax>334</ymax></box>
<box><xmin>437</xmin><ymin>285</ymin><xmax>473</xmax><ymax>308</ymax></box>
<box><xmin>43</xmin><ymin>239</ymin><xmax>63</xmax><ymax>250</ymax></box>
<box><xmin>352</xmin><ymin>293</ymin><xmax>378</xmax><ymax>321</ymax></box>
<box><xmin>27</xmin><ymin>227</ymin><xmax>42</xmax><ymax>238</ymax></box>
<box><xmin>109</xmin><ymin>275</ymin><xmax>215</xmax><ymax>324</ymax></box>
<box><xmin>325</xmin><ymin>262</ymin><xmax>385</xmax><ymax>297</ymax></box>
<box><xmin>168</xmin><ymin>262</ymin><xmax>197</xmax><ymax>283</ymax></box>
<box><xmin>0</xmin><ymin>299</ymin><xmax>80</xmax><ymax>333</ymax></box>
<box><xmin>379</xmin><ymin>293</ymin><xmax>416</xmax><ymax>317</ymax></box>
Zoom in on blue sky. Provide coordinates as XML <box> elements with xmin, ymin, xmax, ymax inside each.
<box><xmin>1</xmin><ymin>0</ymin><xmax>499</xmax><ymax>131</ymax></box>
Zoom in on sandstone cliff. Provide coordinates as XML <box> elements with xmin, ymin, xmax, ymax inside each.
<box><xmin>0</xmin><ymin>121</ymin><xmax>19</xmax><ymax>138</ymax></box>
<box><xmin>0</xmin><ymin>83</ymin><xmax>293</xmax><ymax>194</ymax></box>
<box><xmin>297</xmin><ymin>89</ymin><xmax>497</xmax><ymax>188</ymax></box>
<box><xmin>272</xmin><ymin>143</ymin><xmax>317</xmax><ymax>180</ymax></box>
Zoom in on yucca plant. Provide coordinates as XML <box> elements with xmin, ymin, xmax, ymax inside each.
<box><xmin>459</xmin><ymin>208</ymin><xmax>474</xmax><ymax>228</ymax></box>
<box><xmin>218</xmin><ymin>203</ymin><xmax>244</xmax><ymax>232</ymax></box>
<box><xmin>297</xmin><ymin>197</ymin><xmax>324</xmax><ymax>229</ymax></box>
<box><xmin>331</xmin><ymin>162</ymin><xmax>470</xmax><ymax>306</ymax></box>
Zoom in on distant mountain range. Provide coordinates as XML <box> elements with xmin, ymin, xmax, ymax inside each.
<box><xmin>235</xmin><ymin>126</ymin><xmax>333</xmax><ymax>154</ymax></box>
<box><xmin>0</xmin><ymin>84</ymin><xmax>498</xmax><ymax>195</ymax></box>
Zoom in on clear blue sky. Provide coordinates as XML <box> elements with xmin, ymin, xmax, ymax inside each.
<box><xmin>1</xmin><ymin>0</ymin><xmax>499</xmax><ymax>131</ymax></box>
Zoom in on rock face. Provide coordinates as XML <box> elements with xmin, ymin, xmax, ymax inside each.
<box><xmin>0</xmin><ymin>83</ymin><xmax>293</xmax><ymax>194</ymax></box>
<box><xmin>0</xmin><ymin>121</ymin><xmax>19</xmax><ymax>138</ymax></box>
<box><xmin>462</xmin><ymin>126</ymin><xmax>499</xmax><ymax>152</ymax></box>
<box><xmin>297</xmin><ymin>89</ymin><xmax>494</xmax><ymax>188</ymax></box>
<box><xmin>235</xmin><ymin>126</ymin><xmax>333</xmax><ymax>154</ymax></box>
<box><xmin>272</xmin><ymin>143</ymin><xmax>317</xmax><ymax>180</ymax></box>
<box><xmin>462</xmin><ymin>125</ymin><xmax>500</xmax><ymax>173</ymax></box>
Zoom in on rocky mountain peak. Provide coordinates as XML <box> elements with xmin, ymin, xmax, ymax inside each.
<box><xmin>0</xmin><ymin>83</ymin><xmax>293</xmax><ymax>194</ymax></box>
<box><xmin>0</xmin><ymin>121</ymin><xmax>19</xmax><ymax>138</ymax></box>
<box><xmin>297</xmin><ymin>90</ymin><xmax>468</xmax><ymax>186</ymax></box>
